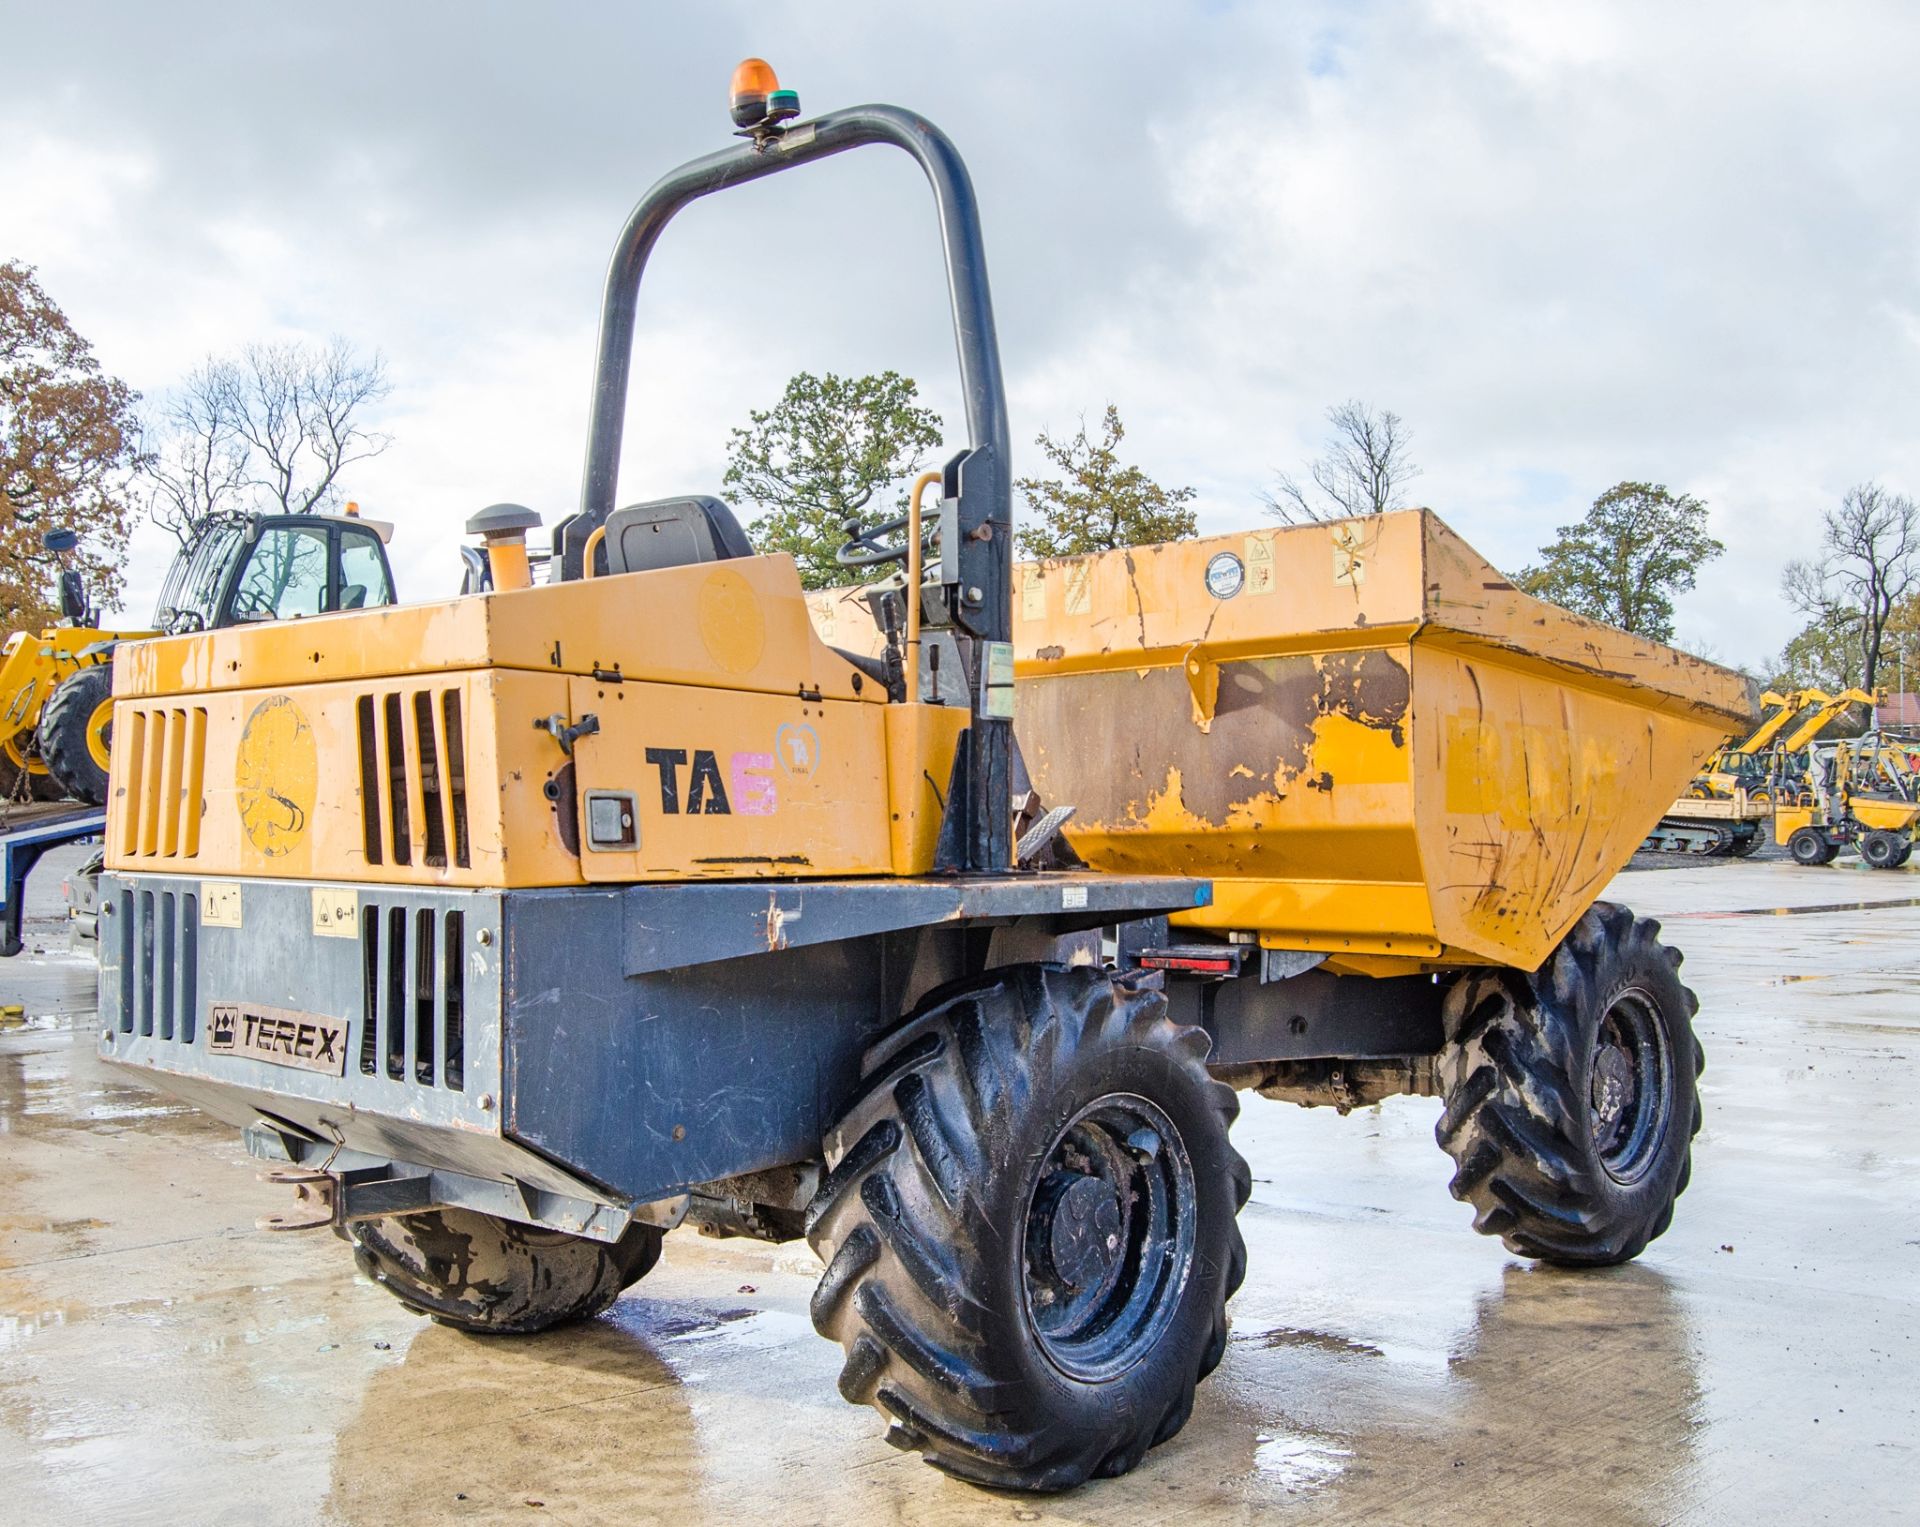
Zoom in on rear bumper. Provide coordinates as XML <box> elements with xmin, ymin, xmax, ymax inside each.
<box><xmin>94</xmin><ymin>874</ymin><xmax>612</xmax><ymax>1189</ymax></box>
<box><xmin>98</xmin><ymin>868</ymin><xmax>1207</xmax><ymax>1232</ymax></box>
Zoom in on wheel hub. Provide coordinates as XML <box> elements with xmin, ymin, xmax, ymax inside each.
<box><xmin>1590</xmin><ymin>1044</ymin><xmax>1635</xmax><ymax>1136</ymax></box>
<box><xmin>1589</xmin><ymin>990</ymin><xmax>1673</xmax><ymax>1184</ymax></box>
<box><xmin>1021</xmin><ymin>1094</ymin><xmax>1196</xmax><ymax>1382</ymax></box>
<box><xmin>1039</xmin><ymin>1171</ymin><xmax>1124</xmax><ymax>1291</ymax></box>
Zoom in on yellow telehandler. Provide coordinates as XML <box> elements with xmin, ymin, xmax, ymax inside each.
<box><xmin>1</xmin><ymin>510</ymin><xmax>396</xmax><ymax>805</ymax></box>
<box><xmin>90</xmin><ymin>64</ymin><xmax>1753</xmax><ymax>1491</ymax></box>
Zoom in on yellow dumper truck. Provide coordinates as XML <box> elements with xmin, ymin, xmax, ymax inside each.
<box><xmin>93</xmin><ymin>70</ymin><xmax>1752</xmax><ymax>1492</ymax></box>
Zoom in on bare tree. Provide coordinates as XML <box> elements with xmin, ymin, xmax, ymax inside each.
<box><xmin>1781</xmin><ymin>482</ymin><xmax>1918</xmax><ymax>694</ymax></box>
<box><xmin>143</xmin><ymin>338</ymin><xmax>392</xmax><ymax>545</ymax></box>
<box><xmin>1264</xmin><ymin>400</ymin><xmax>1420</xmax><ymax>525</ymax></box>
<box><xmin>141</xmin><ymin>359</ymin><xmax>249</xmax><ymax>544</ymax></box>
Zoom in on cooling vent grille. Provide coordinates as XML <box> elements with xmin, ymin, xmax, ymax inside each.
<box><xmin>356</xmin><ymin>688</ymin><xmax>470</xmax><ymax>870</ymax></box>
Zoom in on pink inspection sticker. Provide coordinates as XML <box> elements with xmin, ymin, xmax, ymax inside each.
<box><xmin>730</xmin><ymin>751</ymin><xmax>778</xmax><ymax>815</ymax></box>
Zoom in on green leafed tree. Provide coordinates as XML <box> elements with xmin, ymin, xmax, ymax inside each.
<box><xmin>723</xmin><ymin>370</ymin><xmax>943</xmax><ymax>589</ymax></box>
<box><xmin>1514</xmin><ymin>481</ymin><xmax>1723</xmax><ymax>643</ymax></box>
<box><xmin>1015</xmin><ymin>405</ymin><xmax>1197</xmax><ymax>559</ymax></box>
<box><xmin>1</xmin><ymin>260</ymin><xmax>142</xmax><ymax>628</ymax></box>
<box><xmin>1767</xmin><ymin>611</ymin><xmax>1864</xmax><ymax>693</ymax></box>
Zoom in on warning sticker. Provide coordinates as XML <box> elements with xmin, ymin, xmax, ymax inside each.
<box><xmin>1064</xmin><ymin>562</ymin><xmax>1093</xmax><ymax>616</ymax></box>
<box><xmin>1245</xmin><ymin>534</ymin><xmax>1275</xmax><ymax>595</ymax></box>
<box><xmin>202</xmin><ymin>882</ymin><xmax>243</xmax><ymax>928</ymax></box>
<box><xmin>311</xmin><ymin>887</ymin><xmax>359</xmax><ymax>939</ymax></box>
<box><xmin>1022</xmin><ymin>568</ymin><xmax>1046</xmax><ymax>621</ymax></box>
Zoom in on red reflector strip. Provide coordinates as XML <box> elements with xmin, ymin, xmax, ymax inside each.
<box><xmin>1138</xmin><ymin>955</ymin><xmax>1236</xmax><ymax>973</ymax></box>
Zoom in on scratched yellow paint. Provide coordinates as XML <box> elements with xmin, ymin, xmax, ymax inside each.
<box><xmin>107</xmin><ymin>552</ymin><xmax>963</xmax><ymax>888</ymax></box>
<box><xmin>1011</xmin><ymin>510</ymin><xmax>1756</xmax><ymax>974</ymax></box>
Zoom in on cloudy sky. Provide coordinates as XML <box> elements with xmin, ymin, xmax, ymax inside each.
<box><xmin>6</xmin><ymin>0</ymin><xmax>1917</xmax><ymax>669</ymax></box>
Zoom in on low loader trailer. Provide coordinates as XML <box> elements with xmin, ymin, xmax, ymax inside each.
<box><xmin>96</xmin><ymin>66</ymin><xmax>1754</xmax><ymax>1491</ymax></box>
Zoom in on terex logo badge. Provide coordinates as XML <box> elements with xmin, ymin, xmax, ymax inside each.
<box><xmin>208</xmin><ymin>1002</ymin><xmax>349</xmax><ymax>1076</ymax></box>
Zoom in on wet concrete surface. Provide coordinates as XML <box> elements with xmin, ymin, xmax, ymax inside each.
<box><xmin>2</xmin><ymin>854</ymin><xmax>1917</xmax><ymax>1524</ymax></box>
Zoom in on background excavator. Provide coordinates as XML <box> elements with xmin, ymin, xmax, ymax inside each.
<box><xmin>1645</xmin><ymin>686</ymin><xmax>1897</xmax><ymax>859</ymax></box>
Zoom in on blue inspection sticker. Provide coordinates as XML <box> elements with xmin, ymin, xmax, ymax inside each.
<box><xmin>1205</xmin><ymin>552</ymin><xmax>1245</xmax><ymax>600</ymax></box>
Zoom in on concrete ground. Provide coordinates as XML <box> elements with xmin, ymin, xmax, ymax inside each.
<box><xmin>2</xmin><ymin>848</ymin><xmax>1917</xmax><ymax>1525</ymax></box>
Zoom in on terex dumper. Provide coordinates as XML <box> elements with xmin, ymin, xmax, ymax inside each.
<box><xmin>96</xmin><ymin>67</ymin><xmax>1754</xmax><ymax>1492</ymax></box>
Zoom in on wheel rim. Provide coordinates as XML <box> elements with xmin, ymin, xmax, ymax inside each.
<box><xmin>86</xmin><ymin>697</ymin><xmax>113</xmax><ymax>770</ymax></box>
<box><xmin>1589</xmin><ymin>990</ymin><xmax>1672</xmax><ymax>1184</ymax></box>
<box><xmin>3</xmin><ymin>735</ymin><xmax>48</xmax><ymax>776</ymax></box>
<box><xmin>1020</xmin><ymin>1093</ymin><xmax>1196</xmax><ymax>1382</ymax></box>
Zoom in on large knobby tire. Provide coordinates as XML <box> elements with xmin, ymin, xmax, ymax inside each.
<box><xmin>1789</xmin><ymin>827</ymin><xmax>1838</xmax><ymax>866</ymax></box>
<box><xmin>1436</xmin><ymin>902</ymin><xmax>1702</xmax><ymax>1267</ymax></box>
<box><xmin>1861</xmin><ymin>831</ymin><xmax>1905</xmax><ymax>870</ymax></box>
<box><xmin>345</xmin><ymin>1208</ymin><xmax>663</xmax><ymax>1334</ymax></box>
<box><xmin>39</xmin><ymin>664</ymin><xmax>113</xmax><ymax>806</ymax></box>
<box><xmin>806</xmin><ymin>964</ymin><xmax>1250</xmax><ymax>1491</ymax></box>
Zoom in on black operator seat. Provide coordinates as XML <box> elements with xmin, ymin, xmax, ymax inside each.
<box><xmin>602</xmin><ymin>495</ymin><xmax>755</xmax><ymax>575</ymax></box>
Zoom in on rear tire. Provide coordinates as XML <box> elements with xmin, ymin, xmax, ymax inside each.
<box><xmin>345</xmin><ymin>1208</ymin><xmax>663</xmax><ymax>1334</ymax></box>
<box><xmin>806</xmin><ymin>964</ymin><xmax>1249</xmax><ymax>1491</ymax></box>
<box><xmin>1436</xmin><ymin>902</ymin><xmax>1702</xmax><ymax>1267</ymax></box>
<box><xmin>1789</xmin><ymin>827</ymin><xmax>1838</xmax><ymax>866</ymax></box>
<box><xmin>40</xmin><ymin>664</ymin><xmax>113</xmax><ymax>806</ymax></box>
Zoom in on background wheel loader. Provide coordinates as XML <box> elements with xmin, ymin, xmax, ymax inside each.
<box><xmin>0</xmin><ymin>528</ymin><xmax>151</xmax><ymax>802</ymax></box>
<box><xmin>93</xmin><ymin>64</ymin><xmax>1753</xmax><ymax>1493</ymax></box>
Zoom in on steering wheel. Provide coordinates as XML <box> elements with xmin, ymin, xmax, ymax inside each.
<box><xmin>228</xmin><ymin>586</ymin><xmax>277</xmax><ymax>621</ymax></box>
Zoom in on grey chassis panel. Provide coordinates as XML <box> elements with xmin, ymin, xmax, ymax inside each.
<box><xmin>509</xmin><ymin>877</ymin><xmax>1204</xmax><ymax>1203</ymax></box>
<box><xmin>98</xmin><ymin>870</ymin><xmax>1205</xmax><ymax>1225</ymax></box>
<box><xmin>620</xmin><ymin>871</ymin><xmax>1209</xmax><ymax>975</ymax></box>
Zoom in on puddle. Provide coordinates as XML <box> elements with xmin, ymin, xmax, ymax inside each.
<box><xmin>1669</xmin><ymin>896</ymin><xmax>1920</xmax><ymax>920</ymax></box>
<box><xmin>1252</xmin><ymin>1431</ymin><xmax>1353</xmax><ymax>1492</ymax></box>
<box><xmin>663</xmin><ymin>1306</ymin><xmax>813</xmax><ymax>1354</ymax></box>
<box><xmin>1246</xmin><ymin>1325</ymin><xmax>1385</xmax><ymax>1360</ymax></box>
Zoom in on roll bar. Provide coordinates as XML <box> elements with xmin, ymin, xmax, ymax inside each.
<box><xmin>576</xmin><ymin>105</ymin><xmax>1010</xmax><ymax>562</ymax></box>
<box><xmin>571</xmin><ymin>104</ymin><xmax>1015</xmax><ymax>872</ymax></box>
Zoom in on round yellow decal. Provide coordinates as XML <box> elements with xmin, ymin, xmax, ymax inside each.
<box><xmin>235</xmin><ymin>695</ymin><xmax>318</xmax><ymax>858</ymax></box>
<box><xmin>698</xmin><ymin>566</ymin><xmax>767</xmax><ymax>676</ymax></box>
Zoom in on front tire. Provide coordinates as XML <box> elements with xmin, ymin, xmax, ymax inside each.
<box><xmin>345</xmin><ymin>1208</ymin><xmax>663</xmax><ymax>1334</ymax></box>
<box><xmin>40</xmin><ymin>664</ymin><xmax>114</xmax><ymax>806</ymax></box>
<box><xmin>1861</xmin><ymin>831</ymin><xmax>1905</xmax><ymax>870</ymax></box>
<box><xmin>806</xmin><ymin>964</ymin><xmax>1249</xmax><ymax>1491</ymax></box>
<box><xmin>1436</xmin><ymin>903</ymin><xmax>1702</xmax><ymax>1267</ymax></box>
